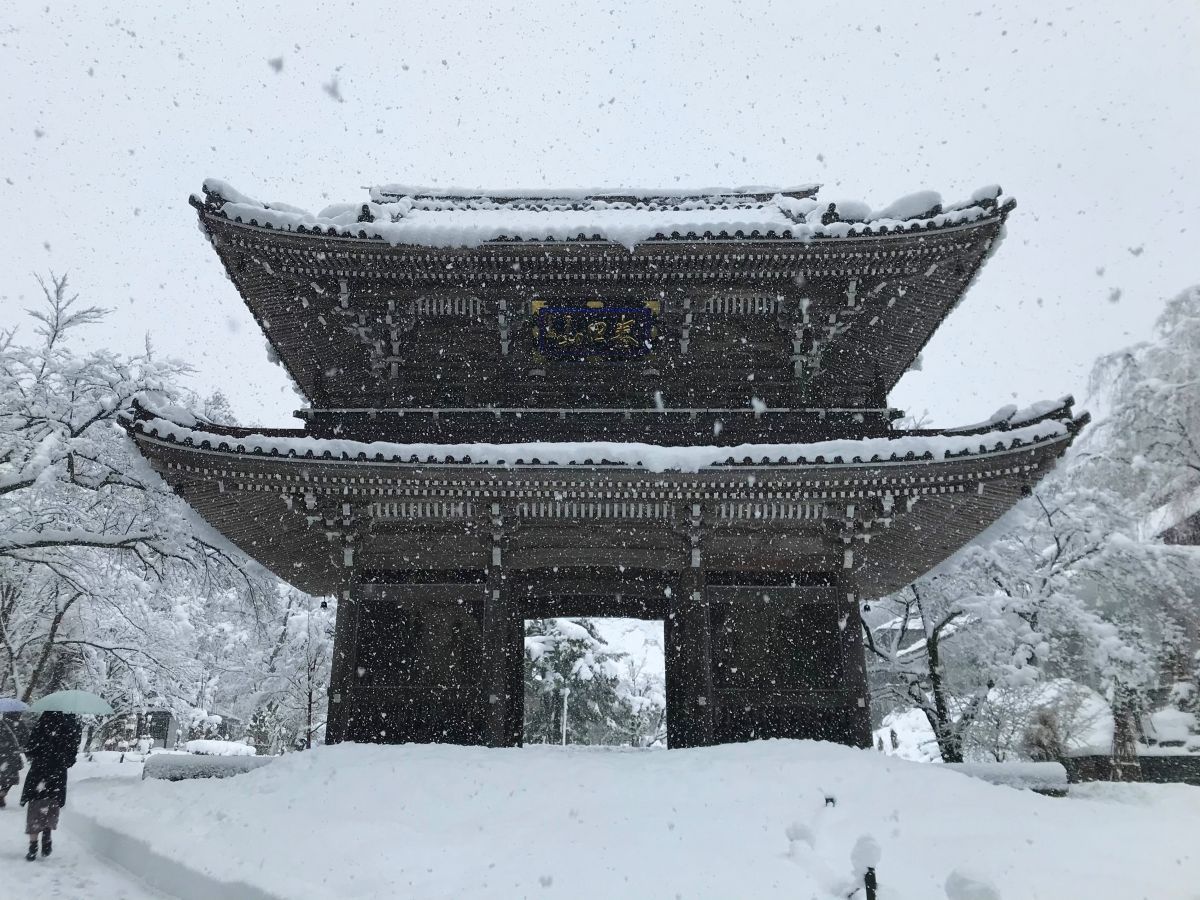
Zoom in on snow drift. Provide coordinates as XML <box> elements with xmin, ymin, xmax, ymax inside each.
<box><xmin>70</xmin><ymin>740</ymin><xmax>1200</xmax><ymax>900</ymax></box>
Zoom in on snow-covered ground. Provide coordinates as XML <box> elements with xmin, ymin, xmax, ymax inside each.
<box><xmin>27</xmin><ymin>740</ymin><xmax>1200</xmax><ymax>900</ymax></box>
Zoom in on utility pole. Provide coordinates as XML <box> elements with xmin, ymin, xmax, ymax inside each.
<box><xmin>305</xmin><ymin>593</ymin><xmax>315</xmax><ymax>750</ymax></box>
<box><xmin>561</xmin><ymin>686</ymin><xmax>570</xmax><ymax>746</ymax></box>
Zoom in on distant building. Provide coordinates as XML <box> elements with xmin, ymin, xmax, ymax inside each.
<box><xmin>1142</xmin><ymin>483</ymin><xmax>1200</xmax><ymax>547</ymax></box>
<box><xmin>143</xmin><ymin>710</ymin><xmax>178</xmax><ymax>749</ymax></box>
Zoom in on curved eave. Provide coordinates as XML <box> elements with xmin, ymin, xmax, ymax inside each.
<box><xmin>124</xmin><ymin>408</ymin><xmax>1082</xmax><ymax>597</ymax></box>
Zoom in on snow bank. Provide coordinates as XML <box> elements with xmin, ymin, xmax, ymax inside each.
<box><xmin>71</xmin><ymin>741</ymin><xmax>1200</xmax><ymax>900</ymax></box>
<box><xmin>945</xmin><ymin>869</ymin><xmax>1002</xmax><ymax>900</ymax></box>
<box><xmin>198</xmin><ymin>178</ymin><xmax>1012</xmax><ymax>251</ymax></box>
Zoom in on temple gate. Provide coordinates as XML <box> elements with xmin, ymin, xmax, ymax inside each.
<box><xmin>125</xmin><ymin>180</ymin><xmax>1084</xmax><ymax>747</ymax></box>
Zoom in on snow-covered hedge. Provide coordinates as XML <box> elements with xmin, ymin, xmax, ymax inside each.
<box><xmin>143</xmin><ymin>753</ymin><xmax>273</xmax><ymax>782</ymax></box>
<box><xmin>185</xmin><ymin>739</ymin><xmax>257</xmax><ymax>757</ymax></box>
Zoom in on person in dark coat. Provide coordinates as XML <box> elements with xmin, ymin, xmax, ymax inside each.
<box><xmin>19</xmin><ymin>711</ymin><xmax>82</xmax><ymax>861</ymax></box>
<box><xmin>0</xmin><ymin>715</ymin><xmax>22</xmax><ymax>807</ymax></box>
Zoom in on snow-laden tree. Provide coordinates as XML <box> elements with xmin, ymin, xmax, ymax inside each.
<box><xmin>247</xmin><ymin>589</ymin><xmax>335</xmax><ymax>752</ymax></box>
<box><xmin>524</xmin><ymin>618</ymin><xmax>634</xmax><ymax>745</ymax></box>
<box><xmin>867</xmin><ymin>283</ymin><xmax>1200</xmax><ymax>762</ymax></box>
<box><xmin>611</xmin><ymin>653</ymin><xmax>667</xmax><ymax>748</ymax></box>
<box><xmin>1073</xmin><ymin>285</ymin><xmax>1200</xmax><ymax>650</ymax></box>
<box><xmin>1082</xmin><ymin>284</ymin><xmax>1200</xmax><ymax>509</ymax></box>
<box><xmin>865</xmin><ymin>466</ymin><xmax>1176</xmax><ymax>761</ymax></box>
<box><xmin>0</xmin><ymin>275</ymin><xmax>281</xmax><ymax>716</ymax></box>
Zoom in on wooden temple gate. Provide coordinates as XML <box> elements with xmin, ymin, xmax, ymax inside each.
<box><xmin>124</xmin><ymin>180</ymin><xmax>1085</xmax><ymax>748</ymax></box>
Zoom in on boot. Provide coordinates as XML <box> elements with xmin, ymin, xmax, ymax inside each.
<box><xmin>41</xmin><ymin>831</ymin><xmax>51</xmax><ymax>857</ymax></box>
<box><xmin>25</xmin><ymin>841</ymin><xmax>37</xmax><ymax>861</ymax></box>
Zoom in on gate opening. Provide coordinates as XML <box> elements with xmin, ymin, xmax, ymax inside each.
<box><xmin>523</xmin><ymin>617</ymin><xmax>665</xmax><ymax>747</ymax></box>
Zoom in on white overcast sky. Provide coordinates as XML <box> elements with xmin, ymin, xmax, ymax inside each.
<box><xmin>2</xmin><ymin>1</ymin><xmax>1198</xmax><ymax>428</ymax></box>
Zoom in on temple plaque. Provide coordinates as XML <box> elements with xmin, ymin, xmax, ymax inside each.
<box><xmin>534</xmin><ymin>302</ymin><xmax>656</xmax><ymax>361</ymax></box>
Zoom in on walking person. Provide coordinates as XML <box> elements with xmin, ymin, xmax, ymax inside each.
<box><xmin>0</xmin><ymin>715</ymin><xmax>22</xmax><ymax>808</ymax></box>
<box><xmin>20</xmin><ymin>711</ymin><xmax>82</xmax><ymax>861</ymax></box>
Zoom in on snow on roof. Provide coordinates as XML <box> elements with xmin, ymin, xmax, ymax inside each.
<box><xmin>195</xmin><ymin>179</ymin><xmax>1012</xmax><ymax>251</ymax></box>
<box><xmin>942</xmin><ymin>397</ymin><xmax>1074</xmax><ymax>434</ymax></box>
<box><xmin>126</xmin><ymin>400</ymin><xmax>1075</xmax><ymax>473</ymax></box>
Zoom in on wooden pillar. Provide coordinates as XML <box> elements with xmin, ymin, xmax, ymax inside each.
<box><xmin>325</xmin><ymin>577</ymin><xmax>359</xmax><ymax>745</ymax></box>
<box><xmin>480</xmin><ymin>587</ymin><xmax>523</xmax><ymax>747</ymax></box>
<box><xmin>665</xmin><ymin>503</ymin><xmax>713</xmax><ymax>748</ymax></box>
<box><xmin>840</xmin><ymin>580</ymin><xmax>873</xmax><ymax>748</ymax></box>
<box><xmin>482</xmin><ymin>502</ymin><xmax>523</xmax><ymax>747</ymax></box>
<box><xmin>325</xmin><ymin>515</ymin><xmax>361</xmax><ymax>745</ymax></box>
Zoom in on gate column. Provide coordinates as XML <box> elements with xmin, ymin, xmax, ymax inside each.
<box><xmin>483</xmin><ymin>502</ymin><xmax>523</xmax><ymax>747</ymax></box>
<box><xmin>665</xmin><ymin>503</ymin><xmax>714</xmax><ymax>748</ymax></box>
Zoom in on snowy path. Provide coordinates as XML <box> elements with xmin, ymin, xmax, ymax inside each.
<box><xmin>0</xmin><ymin>818</ymin><xmax>167</xmax><ymax>900</ymax></box>
<box><xmin>0</xmin><ymin>753</ymin><xmax>170</xmax><ymax>900</ymax></box>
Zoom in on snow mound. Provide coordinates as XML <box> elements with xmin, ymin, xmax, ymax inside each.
<box><xmin>71</xmin><ymin>740</ymin><xmax>1200</xmax><ymax>900</ymax></box>
<box><xmin>1148</xmin><ymin>708</ymin><xmax>1197</xmax><ymax>746</ymax></box>
<box><xmin>946</xmin><ymin>869</ymin><xmax>1002</xmax><ymax>900</ymax></box>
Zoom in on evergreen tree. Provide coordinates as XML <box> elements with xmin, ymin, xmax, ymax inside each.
<box><xmin>523</xmin><ymin>618</ymin><xmax>629</xmax><ymax>745</ymax></box>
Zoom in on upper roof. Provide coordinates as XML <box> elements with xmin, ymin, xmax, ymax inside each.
<box><xmin>191</xmin><ymin>179</ymin><xmax>1014</xmax><ymax>417</ymax></box>
<box><xmin>196</xmin><ymin>178</ymin><xmax>1010</xmax><ymax>251</ymax></box>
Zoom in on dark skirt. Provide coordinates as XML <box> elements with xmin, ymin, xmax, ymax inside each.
<box><xmin>25</xmin><ymin>800</ymin><xmax>60</xmax><ymax>835</ymax></box>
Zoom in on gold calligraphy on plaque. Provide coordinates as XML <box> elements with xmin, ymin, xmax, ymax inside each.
<box><xmin>532</xmin><ymin>300</ymin><xmax>659</xmax><ymax>361</ymax></box>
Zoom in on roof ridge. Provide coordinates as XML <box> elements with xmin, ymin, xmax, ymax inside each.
<box><xmin>368</xmin><ymin>185</ymin><xmax>821</xmax><ymax>206</ymax></box>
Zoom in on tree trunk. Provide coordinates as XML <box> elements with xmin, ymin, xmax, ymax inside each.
<box><xmin>22</xmin><ymin>594</ymin><xmax>79</xmax><ymax>703</ymax></box>
<box><xmin>306</xmin><ymin>682</ymin><xmax>313</xmax><ymax>750</ymax></box>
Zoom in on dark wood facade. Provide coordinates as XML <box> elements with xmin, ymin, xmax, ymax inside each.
<box><xmin>123</xmin><ymin>182</ymin><xmax>1083</xmax><ymax>749</ymax></box>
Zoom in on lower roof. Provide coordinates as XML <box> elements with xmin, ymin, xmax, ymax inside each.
<box><xmin>124</xmin><ymin>398</ymin><xmax>1080</xmax><ymax>472</ymax></box>
<box><xmin>123</xmin><ymin>401</ymin><xmax>1085</xmax><ymax>597</ymax></box>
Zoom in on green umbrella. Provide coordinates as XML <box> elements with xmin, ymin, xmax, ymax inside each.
<box><xmin>28</xmin><ymin>690</ymin><xmax>114</xmax><ymax>716</ymax></box>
